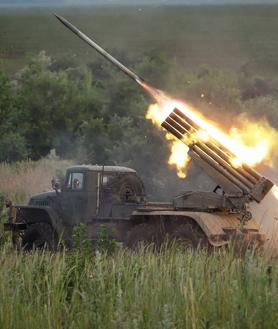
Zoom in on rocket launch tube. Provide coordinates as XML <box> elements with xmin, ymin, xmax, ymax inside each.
<box><xmin>173</xmin><ymin>108</ymin><xmax>261</xmax><ymax>181</ymax></box>
<box><xmin>162</xmin><ymin>118</ymin><xmax>251</xmax><ymax>192</ymax></box>
<box><xmin>163</xmin><ymin>112</ymin><xmax>274</xmax><ymax>201</ymax></box>
<box><xmin>164</xmin><ymin>116</ymin><xmax>254</xmax><ymax>190</ymax></box>
<box><xmin>170</xmin><ymin>109</ymin><xmax>258</xmax><ymax>185</ymax></box>
<box><xmin>192</xmin><ymin>146</ymin><xmax>249</xmax><ymax>192</ymax></box>
<box><xmin>54</xmin><ymin>14</ymin><xmax>145</xmax><ymax>85</ymax></box>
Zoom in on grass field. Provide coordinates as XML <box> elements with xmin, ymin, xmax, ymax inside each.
<box><xmin>0</xmin><ymin>245</ymin><xmax>278</xmax><ymax>329</ymax></box>
<box><xmin>1</xmin><ymin>5</ymin><xmax>278</xmax><ymax>76</ymax></box>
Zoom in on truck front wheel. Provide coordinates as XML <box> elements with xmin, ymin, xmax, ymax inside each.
<box><xmin>22</xmin><ymin>223</ymin><xmax>57</xmax><ymax>251</ymax></box>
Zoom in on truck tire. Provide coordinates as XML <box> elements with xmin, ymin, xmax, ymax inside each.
<box><xmin>169</xmin><ymin>220</ymin><xmax>208</xmax><ymax>250</ymax></box>
<box><xmin>125</xmin><ymin>223</ymin><xmax>161</xmax><ymax>249</ymax></box>
<box><xmin>22</xmin><ymin>222</ymin><xmax>57</xmax><ymax>251</ymax></box>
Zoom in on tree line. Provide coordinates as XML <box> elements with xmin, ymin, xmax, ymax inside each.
<box><xmin>1</xmin><ymin>50</ymin><xmax>278</xmax><ymax>197</ymax></box>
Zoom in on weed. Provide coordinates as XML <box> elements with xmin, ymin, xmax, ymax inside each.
<box><xmin>96</xmin><ymin>224</ymin><xmax>117</xmax><ymax>255</ymax></box>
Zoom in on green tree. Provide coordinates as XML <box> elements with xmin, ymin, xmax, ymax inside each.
<box><xmin>0</xmin><ymin>72</ymin><xmax>28</xmax><ymax>161</ymax></box>
<box><xmin>16</xmin><ymin>53</ymin><xmax>103</xmax><ymax>159</ymax></box>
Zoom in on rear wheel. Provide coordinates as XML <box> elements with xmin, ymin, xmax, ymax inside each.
<box><xmin>125</xmin><ymin>223</ymin><xmax>162</xmax><ymax>249</ymax></box>
<box><xmin>22</xmin><ymin>222</ymin><xmax>57</xmax><ymax>251</ymax></box>
<box><xmin>126</xmin><ymin>217</ymin><xmax>209</xmax><ymax>250</ymax></box>
<box><xmin>168</xmin><ymin>219</ymin><xmax>208</xmax><ymax>250</ymax></box>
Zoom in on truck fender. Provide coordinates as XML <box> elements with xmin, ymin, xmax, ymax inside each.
<box><xmin>15</xmin><ymin>205</ymin><xmax>64</xmax><ymax>237</ymax></box>
<box><xmin>183</xmin><ymin>211</ymin><xmax>266</xmax><ymax>247</ymax></box>
<box><xmin>131</xmin><ymin>210</ymin><xmax>265</xmax><ymax>247</ymax></box>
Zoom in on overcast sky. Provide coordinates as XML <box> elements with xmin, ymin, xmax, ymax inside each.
<box><xmin>1</xmin><ymin>0</ymin><xmax>278</xmax><ymax>6</ymax></box>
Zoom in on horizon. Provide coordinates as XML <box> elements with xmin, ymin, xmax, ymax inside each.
<box><xmin>1</xmin><ymin>0</ymin><xmax>278</xmax><ymax>8</ymax></box>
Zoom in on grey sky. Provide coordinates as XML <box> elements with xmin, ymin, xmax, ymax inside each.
<box><xmin>1</xmin><ymin>0</ymin><xmax>278</xmax><ymax>7</ymax></box>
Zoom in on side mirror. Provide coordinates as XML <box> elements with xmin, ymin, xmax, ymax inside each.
<box><xmin>51</xmin><ymin>177</ymin><xmax>61</xmax><ymax>193</ymax></box>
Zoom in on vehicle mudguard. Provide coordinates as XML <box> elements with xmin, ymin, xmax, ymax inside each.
<box><xmin>131</xmin><ymin>210</ymin><xmax>266</xmax><ymax>247</ymax></box>
<box><xmin>14</xmin><ymin>205</ymin><xmax>64</xmax><ymax>237</ymax></box>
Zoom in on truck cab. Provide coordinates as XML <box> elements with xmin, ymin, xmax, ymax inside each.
<box><xmin>59</xmin><ymin>165</ymin><xmax>146</xmax><ymax>224</ymax></box>
<box><xmin>5</xmin><ymin>165</ymin><xmax>146</xmax><ymax>249</ymax></box>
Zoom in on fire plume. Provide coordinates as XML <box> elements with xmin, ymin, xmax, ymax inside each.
<box><xmin>145</xmin><ymin>89</ymin><xmax>277</xmax><ymax>178</ymax></box>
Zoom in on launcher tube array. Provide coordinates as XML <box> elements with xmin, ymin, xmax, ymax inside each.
<box><xmin>162</xmin><ymin>108</ymin><xmax>273</xmax><ymax>202</ymax></box>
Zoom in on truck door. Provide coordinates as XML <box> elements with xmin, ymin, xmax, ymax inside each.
<box><xmin>62</xmin><ymin>172</ymin><xmax>88</xmax><ymax>225</ymax></box>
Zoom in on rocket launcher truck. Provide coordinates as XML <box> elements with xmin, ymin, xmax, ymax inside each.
<box><xmin>3</xmin><ymin>15</ymin><xmax>274</xmax><ymax>249</ymax></box>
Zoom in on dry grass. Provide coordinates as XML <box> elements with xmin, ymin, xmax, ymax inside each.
<box><xmin>0</xmin><ymin>158</ymin><xmax>72</xmax><ymax>203</ymax></box>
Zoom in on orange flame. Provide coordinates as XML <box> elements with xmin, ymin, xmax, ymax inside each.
<box><xmin>165</xmin><ymin>134</ymin><xmax>190</xmax><ymax>178</ymax></box>
<box><xmin>145</xmin><ymin>95</ymin><xmax>278</xmax><ymax>177</ymax></box>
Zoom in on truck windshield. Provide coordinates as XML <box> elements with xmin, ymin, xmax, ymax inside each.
<box><xmin>66</xmin><ymin>172</ymin><xmax>84</xmax><ymax>190</ymax></box>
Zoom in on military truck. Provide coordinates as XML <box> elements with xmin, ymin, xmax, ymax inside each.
<box><xmin>4</xmin><ymin>142</ymin><xmax>272</xmax><ymax>250</ymax></box>
<box><xmin>5</xmin><ymin>108</ymin><xmax>272</xmax><ymax>250</ymax></box>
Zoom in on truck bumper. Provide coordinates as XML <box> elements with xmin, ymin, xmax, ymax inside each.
<box><xmin>4</xmin><ymin>223</ymin><xmax>27</xmax><ymax>231</ymax></box>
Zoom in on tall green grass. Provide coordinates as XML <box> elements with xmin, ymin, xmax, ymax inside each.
<box><xmin>0</xmin><ymin>246</ymin><xmax>277</xmax><ymax>329</ymax></box>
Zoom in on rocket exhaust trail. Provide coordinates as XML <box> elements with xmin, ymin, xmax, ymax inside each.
<box><xmin>54</xmin><ymin>14</ymin><xmax>164</xmax><ymax>101</ymax></box>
